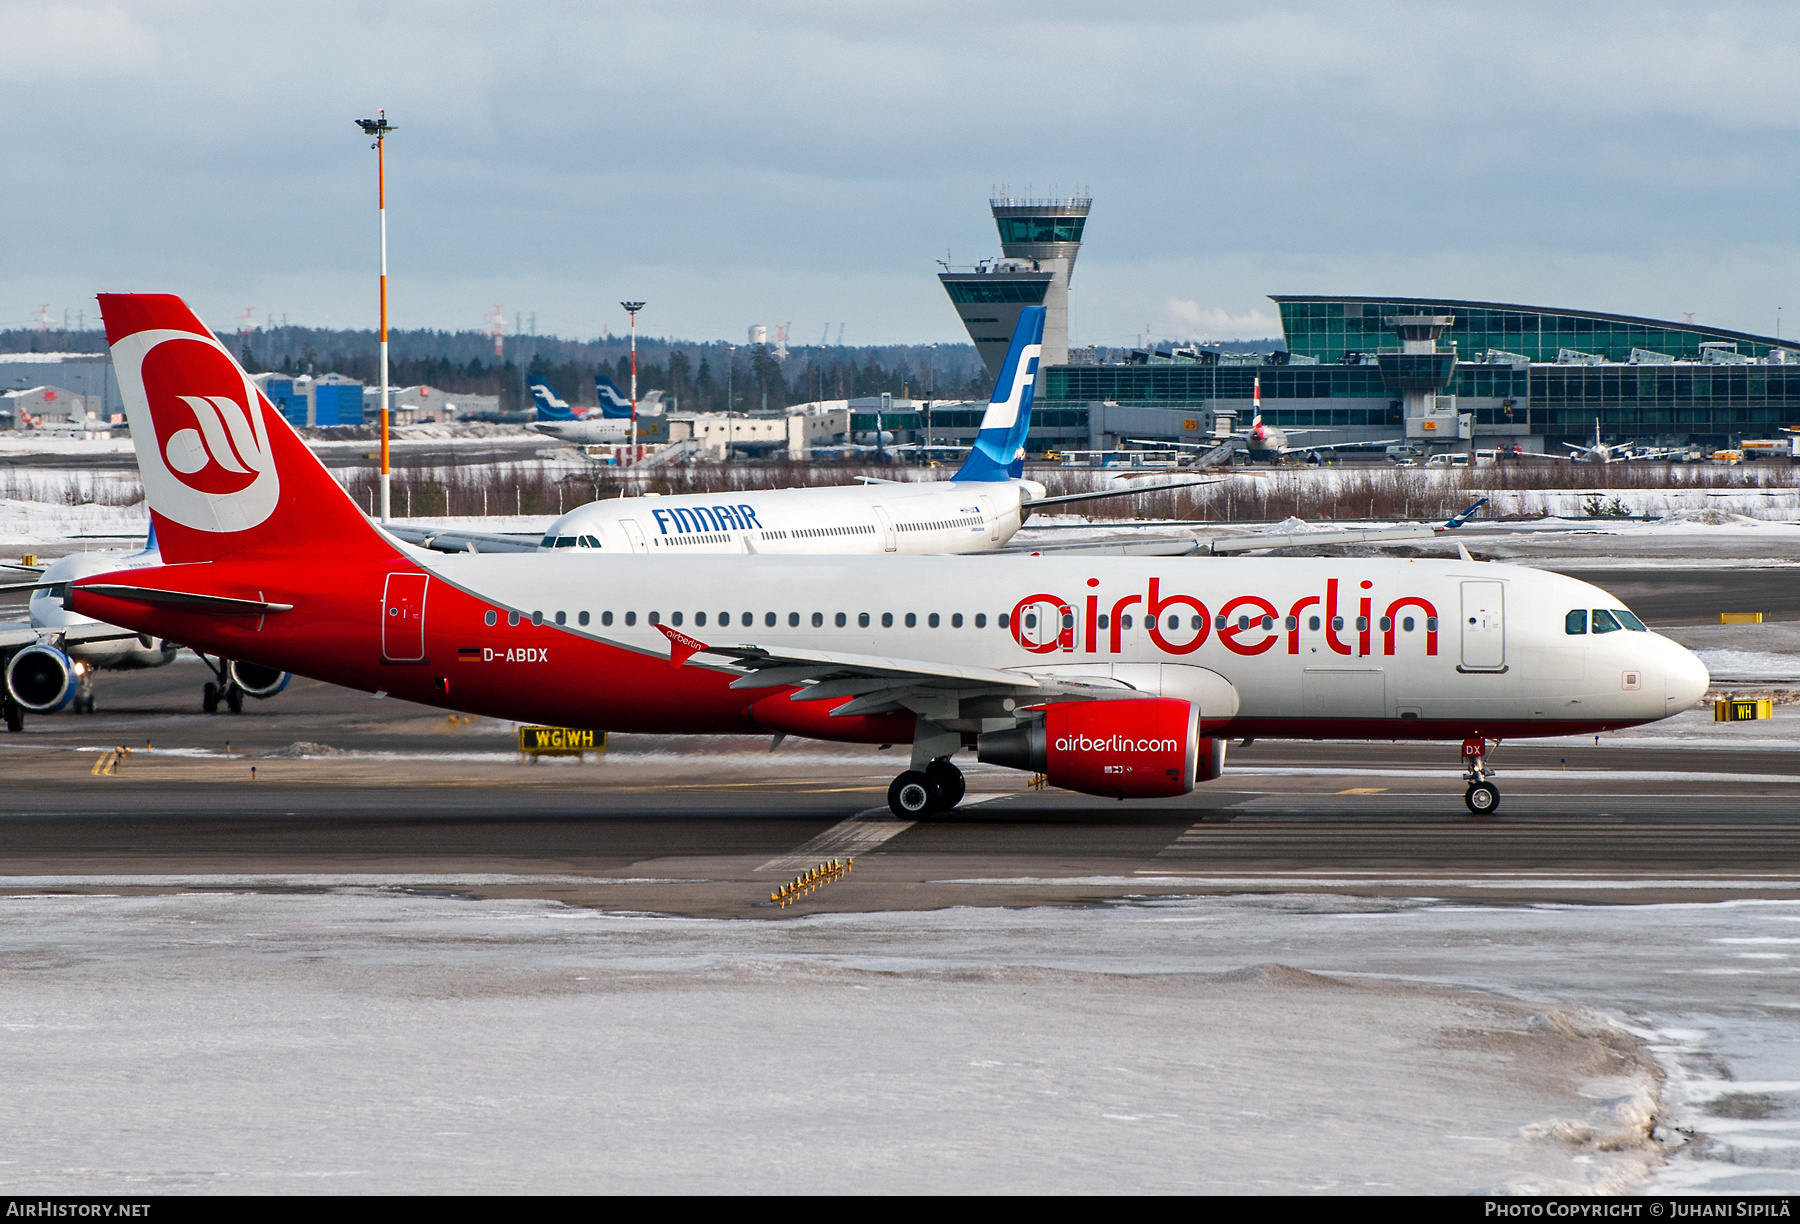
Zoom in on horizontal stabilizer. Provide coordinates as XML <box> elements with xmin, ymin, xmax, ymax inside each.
<box><xmin>75</xmin><ymin>584</ymin><xmax>293</xmax><ymax>616</ymax></box>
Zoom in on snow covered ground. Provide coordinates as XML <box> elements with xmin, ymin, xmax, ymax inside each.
<box><xmin>0</xmin><ymin>890</ymin><xmax>1791</xmax><ymax>1195</ymax></box>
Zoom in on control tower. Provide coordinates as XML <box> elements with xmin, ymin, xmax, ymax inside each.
<box><xmin>1377</xmin><ymin>314</ymin><xmax>1464</xmax><ymax>449</ymax></box>
<box><xmin>939</xmin><ymin>195</ymin><xmax>1090</xmax><ymax>378</ymax></box>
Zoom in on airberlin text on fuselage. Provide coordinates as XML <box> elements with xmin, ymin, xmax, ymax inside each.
<box><xmin>1012</xmin><ymin>575</ymin><xmax>1440</xmax><ymax>658</ymax></box>
<box><xmin>651</xmin><ymin>504</ymin><xmax>764</xmax><ymax>535</ymax></box>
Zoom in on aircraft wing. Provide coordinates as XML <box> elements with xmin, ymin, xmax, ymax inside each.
<box><xmin>976</xmin><ymin>535</ymin><xmax>1205</xmax><ymax>558</ymax></box>
<box><xmin>1020</xmin><ymin>477</ymin><xmax>1227</xmax><ymax>516</ymax></box>
<box><xmin>384</xmin><ymin>524</ymin><xmax>542</xmax><ymax>554</ymax></box>
<box><xmin>658</xmin><ymin>626</ymin><xmax>1136</xmax><ymax>718</ymax></box>
<box><xmin>1206</xmin><ymin>524</ymin><xmax>1438</xmax><ymax>553</ymax></box>
<box><xmin>0</xmin><ymin>621</ymin><xmax>37</xmax><ymax>650</ymax></box>
<box><xmin>1288</xmin><ymin>437</ymin><xmax>1405</xmax><ymax>454</ymax></box>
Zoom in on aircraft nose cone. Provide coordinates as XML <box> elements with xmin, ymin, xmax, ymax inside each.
<box><xmin>1665</xmin><ymin>640</ymin><xmax>1710</xmax><ymax>711</ymax></box>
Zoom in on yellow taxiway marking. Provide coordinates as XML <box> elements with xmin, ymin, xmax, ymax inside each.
<box><xmin>1336</xmin><ymin>787</ymin><xmax>1389</xmax><ymax>795</ymax></box>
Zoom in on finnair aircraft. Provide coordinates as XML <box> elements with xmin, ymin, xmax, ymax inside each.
<box><xmin>1</xmin><ymin>531</ymin><xmax>289</xmax><ymax>728</ymax></box>
<box><xmin>72</xmin><ymin>292</ymin><xmax>1707</xmax><ymax>819</ymax></box>
<box><xmin>429</xmin><ymin>309</ymin><xmax>1209</xmax><ymax>557</ymax></box>
<box><xmin>528</xmin><ymin>378</ymin><xmax>631</xmax><ymax>445</ymax></box>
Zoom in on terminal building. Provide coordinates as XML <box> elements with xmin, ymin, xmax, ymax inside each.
<box><xmin>897</xmin><ymin>198</ymin><xmax>1800</xmax><ymax>458</ymax></box>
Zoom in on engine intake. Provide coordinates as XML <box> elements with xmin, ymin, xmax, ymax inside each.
<box><xmin>7</xmin><ymin>645</ymin><xmax>76</xmax><ymax>714</ymax></box>
<box><xmin>979</xmin><ymin>697</ymin><xmax>1222</xmax><ymax>799</ymax></box>
<box><xmin>226</xmin><ymin>660</ymin><xmax>290</xmax><ymax>699</ymax></box>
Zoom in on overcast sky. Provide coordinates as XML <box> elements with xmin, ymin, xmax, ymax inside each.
<box><xmin>4</xmin><ymin>1</ymin><xmax>1798</xmax><ymax>347</ymax></box>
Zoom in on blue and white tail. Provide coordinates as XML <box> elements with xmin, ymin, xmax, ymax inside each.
<box><xmin>529</xmin><ymin>378</ymin><xmax>576</xmax><ymax>421</ymax></box>
<box><xmin>952</xmin><ymin>307</ymin><xmax>1044</xmax><ymax>482</ymax></box>
<box><xmin>594</xmin><ymin>375</ymin><xmax>635</xmax><ymax>420</ymax></box>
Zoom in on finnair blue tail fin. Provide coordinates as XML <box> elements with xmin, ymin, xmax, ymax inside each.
<box><xmin>530</xmin><ymin>378</ymin><xmax>576</xmax><ymax>421</ymax></box>
<box><xmin>952</xmin><ymin>306</ymin><xmax>1044</xmax><ymax>482</ymax></box>
<box><xmin>595</xmin><ymin>374</ymin><xmax>635</xmax><ymax>420</ymax></box>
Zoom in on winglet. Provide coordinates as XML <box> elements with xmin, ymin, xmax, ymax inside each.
<box><xmin>656</xmin><ymin>622</ymin><xmax>710</xmax><ymax>668</ymax></box>
<box><xmin>1441</xmin><ymin>497</ymin><xmax>1489</xmax><ymax>530</ymax></box>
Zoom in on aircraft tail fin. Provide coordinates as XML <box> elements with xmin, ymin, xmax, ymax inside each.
<box><xmin>98</xmin><ymin>294</ymin><xmax>397</xmax><ymax>566</ymax></box>
<box><xmin>951</xmin><ymin>306</ymin><xmax>1044</xmax><ymax>482</ymax></box>
<box><xmin>529</xmin><ymin>377</ymin><xmax>575</xmax><ymax>421</ymax></box>
<box><xmin>595</xmin><ymin>374</ymin><xmax>635</xmax><ymax>420</ymax></box>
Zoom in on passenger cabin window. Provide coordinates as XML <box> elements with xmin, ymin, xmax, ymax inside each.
<box><xmin>579</xmin><ymin>612</ymin><xmax>590</xmax><ymax>627</ymax></box>
<box><xmin>1308</xmin><ymin>616</ymin><xmax>1321</xmax><ymax>631</ymax></box>
<box><xmin>858</xmin><ymin>613</ymin><xmax>870</xmax><ymax>628</ymax></box>
<box><xmin>554</xmin><ymin>611</ymin><xmax>566</xmax><ymax>626</ymax></box>
<box><xmin>1566</xmin><ymin>610</ymin><xmax>1587</xmax><ymax>635</ymax></box>
<box><xmin>998</xmin><ymin>613</ymin><xmax>1010</xmax><ymax>629</ymax></box>
<box><xmin>484</xmin><ymin>610</ymin><xmax>497</xmax><ymax>627</ymax></box>
<box><xmin>624</xmin><ymin>612</ymin><xmax>636</xmax><ymax>626</ymax></box>
<box><xmin>601</xmin><ymin>611</ymin><xmax>613</xmax><ymax>626</ymax></box>
<box><xmin>905</xmin><ymin>613</ymin><xmax>917</xmax><ymax>628</ymax></box>
<box><xmin>765</xmin><ymin>612</ymin><xmax>777</xmax><ymax>627</ymax></box>
<box><xmin>975</xmin><ymin>614</ymin><xmax>987</xmax><ymax>628</ymax></box>
<box><xmin>788</xmin><ymin>612</ymin><xmax>800</xmax><ymax>627</ymax></box>
<box><xmin>1591</xmin><ymin>609</ymin><xmax>1623</xmax><ymax>634</ymax></box>
<box><xmin>882</xmin><ymin>613</ymin><xmax>893</xmax><ymax>628</ymax></box>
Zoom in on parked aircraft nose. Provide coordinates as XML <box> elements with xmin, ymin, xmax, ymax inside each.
<box><xmin>1663</xmin><ymin>638</ymin><xmax>1710</xmax><ymax>712</ymax></box>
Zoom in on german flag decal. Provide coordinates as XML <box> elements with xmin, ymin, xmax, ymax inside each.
<box><xmin>458</xmin><ymin>647</ymin><xmax>482</xmax><ymax>663</ymax></box>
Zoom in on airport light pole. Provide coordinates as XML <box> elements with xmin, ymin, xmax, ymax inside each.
<box><xmin>725</xmin><ymin>343</ymin><xmax>737</xmax><ymax>461</ymax></box>
<box><xmin>621</xmin><ymin>301</ymin><xmax>645</xmax><ymax>462</ymax></box>
<box><xmin>355</xmin><ymin>111</ymin><xmax>397</xmax><ymax>521</ymax></box>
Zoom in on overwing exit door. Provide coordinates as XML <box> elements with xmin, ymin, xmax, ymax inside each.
<box><xmin>382</xmin><ymin>572</ymin><xmax>429</xmax><ymax>662</ymax></box>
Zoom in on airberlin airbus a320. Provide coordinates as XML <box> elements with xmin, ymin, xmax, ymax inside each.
<box><xmin>65</xmin><ymin>295</ymin><xmax>1708</xmax><ymax>817</ymax></box>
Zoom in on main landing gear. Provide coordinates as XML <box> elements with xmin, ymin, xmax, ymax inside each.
<box><xmin>197</xmin><ymin>654</ymin><xmax>246</xmax><ymax>714</ymax></box>
<box><xmin>887</xmin><ymin>757</ymin><xmax>965</xmax><ymax>818</ymax></box>
<box><xmin>1461</xmin><ymin>736</ymin><xmax>1500</xmax><ymax>815</ymax></box>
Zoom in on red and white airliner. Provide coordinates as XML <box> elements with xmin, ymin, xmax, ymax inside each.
<box><xmin>66</xmin><ymin>295</ymin><xmax>1708</xmax><ymax>817</ymax></box>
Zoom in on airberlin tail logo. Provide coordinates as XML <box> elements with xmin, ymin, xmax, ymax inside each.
<box><xmin>111</xmin><ymin>328</ymin><xmax>279</xmax><ymax>532</ymax></box>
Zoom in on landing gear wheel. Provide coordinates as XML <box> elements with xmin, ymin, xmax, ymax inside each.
<box><xmin>3</xmin><ymin>700</ymin><xmax>22</xmax><ymax>733</ymax></box>
<box><xmin>72</xmin><ymin>690</ymin><xmax>95</xmax><ymax>715</ymax></box>
<box><xmin>1464</xmin><ymin>781</ymin><xmax>1500</xmax><ymax>815</ymax></box>
<box><xmin>887</xmin><ymin>770</ymin><xmax>941</xmax><ymax>819</ymax></box>
<box><xmin>225</xmin><ymin>685</ymin><xmax>244</xmax><ymax>714</ymax></box>
<box><xmin>202</xmin><ymin>682</ymin><xmax>220</xmax><ymax>714</ymax></box>
<box><xmin>925</xmin><ymin>759</ymin><xmax>965</xmax><ymax>810</ymax></box>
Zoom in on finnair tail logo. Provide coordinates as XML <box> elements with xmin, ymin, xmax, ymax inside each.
<box><xmin>977</xmin><ymin>346</ymin><xmax>1040</xmax><ymax>432</ymax></box>
<box><xmin>110</xmin><ymin>329</ymin><xmax>279</xmax><ymax>533</ymax></box>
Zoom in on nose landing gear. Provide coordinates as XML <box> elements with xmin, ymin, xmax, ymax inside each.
<box><xmin>1461</xmin><ymin>736</ymin><xmax>1500</xmax><ymax>815</ymax></box>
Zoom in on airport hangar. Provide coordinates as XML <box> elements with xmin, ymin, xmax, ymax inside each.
<box><xmin>871</xmin><ymin>194</ymin><xmax>1800</xmax><ymax>458</ymax></box>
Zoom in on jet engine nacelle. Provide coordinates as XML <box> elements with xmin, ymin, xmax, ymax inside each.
<box><xmin>978</xmin><ymin>697</ymin><xmax>1221</xmax><ymax>799</ymax></box>
<box><xmin>226</xmin><ymin>660</ymin><xmax>291</xmax><ymax>699</ymax></box>
<box><xmin>6</xmin><ymin>644</ymin><xmax>77</xmax><ymax>714</ymax></box>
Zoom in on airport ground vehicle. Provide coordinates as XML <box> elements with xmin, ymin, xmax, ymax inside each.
<box><xmin>73</xmin><ymin>294</ymin><xmax>1709</xmax><ymax>817</ymax></box>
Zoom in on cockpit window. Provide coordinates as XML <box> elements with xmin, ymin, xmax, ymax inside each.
<box><xmin>1613</xmin><ymin>609</ymin><xmax>1647</xmax><ymax>631</ymax></box>
<box><xmin>1591</xmin><ymin>609</ymin><xmax>1623</xmax><ymax>634</ymax></box>
<box><xmin>1565</xmin><ymin>610</ymin><xmax>1587</xmax><ymax>635</ymax></box>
